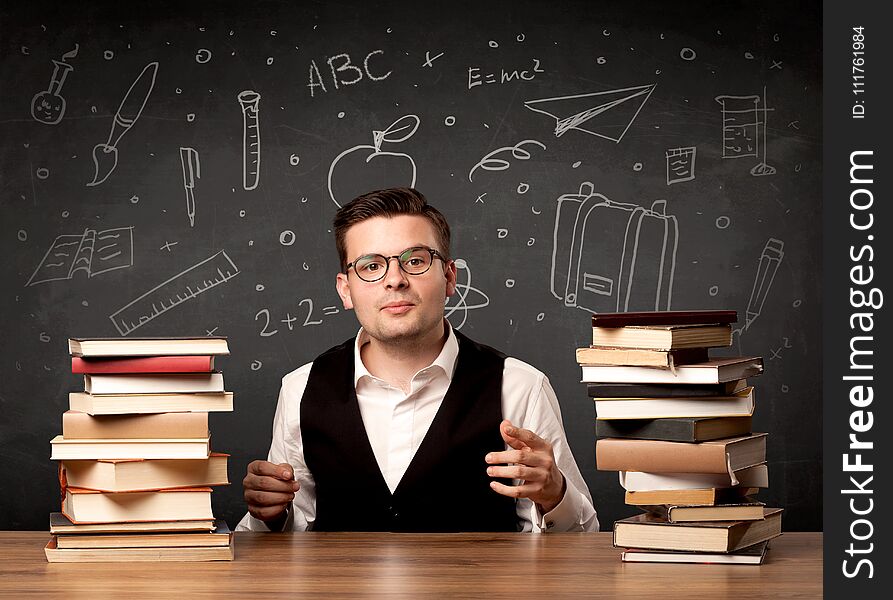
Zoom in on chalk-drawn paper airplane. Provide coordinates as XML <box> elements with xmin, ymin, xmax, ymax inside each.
<box><xmin>524</xmin><ymin>84</ymin><xmax>656</xmax><ymax>142</ymax></box>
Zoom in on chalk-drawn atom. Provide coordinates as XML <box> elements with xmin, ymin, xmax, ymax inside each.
<box><xmin>709</xmin><ymin>285</ymin><xmax>719</xmax><ymax>297</ymax></box>
<box><xmin>61</xmin><ymin>210</ymin><xmax>70</xmax><ymax>217</ymax></box>
<box><xmin>536</xmin><ymin>312</ymin><xmax>545</xmax><ymax>322</ymax></box>
<box><xmin>517</xmin><ymin>34</ymin><xmax>525</xmax><ymax>42</ymax></box>
<box><xmin>251</xmin><ymin>360</ymin><xmax>263</xmax><ymax>371</ymax></box>
<box><xmin>187</xmin><ymin>113</ymin><xmax>195</xmax><ymax>122</ymax></box>
<box><xmin>289</xmin><ymin>154</ymin><xmax>300</xmax><ymax>166</ymax></box>
<box><xmin>280</xmin><ymin>230</ymin><xmax>296</xmax><ymax>246</ymax></box>
<box><xmin>793</xmin><ymin>299</ymin><xmax>802</xmax><ymax>308</ymax></box>
<box><xmin>527</xmin><ymin>238</ymin><xmax>535</xmax><ymax>247</ymax></box>
<box><xmin>716</xmin><ymin>216</ymin><xmax>730</xmax><ymax>229</ymax></box>
<box><xmin>489</xmin><ymin>40</ymin><xmax>499</xmax><ymax>48</ymax></box>
<box><xmin>596</xmin><ymin>57</ymin><xmax>606</xmax><ymax>65</ymax></box>
<box><xmin>444</xmin><ymin>115</ymin><xmax>456</xmax><ymax>126</ymax></box>
<box><xmin>255</xmin><ymin>284</ymin><xmax>265</xmax><ymax>292</ymax></box>
<box><xmin>680</xmin><ymin>47</ymin><xmax>696</xmax><ymax>61</ymax></box>
<box><xmin>517</xmin><ymin>182</ymin><xmax>529</xmax><ymax>194</ymax></box>
<box><xmin>195</xmin><ymin>49</ymin><xmax>212</xmax><ymax>64</ymax></box>
<box><xmin>104</xmin><ymin>50</ymin><xmax>114</xmax><ymax>60</ymax></box>
<box><xmin>17</xmin><ymin>230</ymin><xmax>27</xmax><ymax>242</ymax></box>
<box><xmin>36</xmin><ymin>168</ymin><xmax>49</xmax><ymax>179</ymax></box>
<box><xmin>130</xmin><ymin>195</ymin><xmax>139</xmax><ymax>204</ymax></box>
<box><xmin>633</xmin><ymin>162</ymin><xmax>643</xmax><ymax>171</ymax></box>
<box><xmin>505</xmin><ymin>279</ymin><xmax>515</xmax><ymax>288</ymax></box>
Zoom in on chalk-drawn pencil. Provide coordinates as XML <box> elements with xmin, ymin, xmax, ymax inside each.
<box><xmin>179</xmin><ymin>147</ymin><xmax>200</xmax><ymax>227</ymax></box>
<box><xmin>745</xmin><ymin>238</ymin><xmax>784</xmax><ymax>329</ymax></box>
<box><xmin>87</xmin><ymin>62</ymin><xmax>159</xmax><ymax>187</ymax></box>
<box><xmin>238</xmin><ymin>90</ymin><xmax>261</xmax><ymax>190</ymax></box>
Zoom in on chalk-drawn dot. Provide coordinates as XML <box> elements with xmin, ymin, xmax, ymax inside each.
<box><xmin>497</xmin><ymin>228</ymin><xmax>508</xmax><ymax>239</ymax></box>
<box><xmin>716</xmin><ymin>30</ymin><xmax>722</xmax><ymax>36</ymax></box>
<box><xmin>868</xmin><ymin>235</ymin><xmax>874</xmax><ymax>241</ymax></box>
<box><xmin>91</xmin><ymin>106</ymin><xmax>97</xmax><ymax>113</ymax></box>
<box><xmin>229</xmin><ymin>30</ymin><xmax>235</xmax><ymax>36</ymax></box>
<box><xmin>36</xmin><ymin>167</ymin><xmax>49</xmax><ymax>179</ymax></box>
<box><xmin>103</xmin><ymin>50</ymin><xmax>114</xmax><ymax>60</ymax></box>
<box><xmin>781</xmin><ymin>384</ymin><xmax>789</xmax><ymax>393</ymax></box>
<box><xmin>596</xmin><ymin>56</ymin><xmax>606</xmax><ymax>65</ymax></box>
<box><xmin>516</xmin><ymin>33</ymin><xmax>525</xmax><ymax>42</ymax></box>
<box><xmin>531</xmin><ymin>206</ymin><xmax>541</xmax><ymax>215</ymax></box>
<box><xmin>280</xmin><ymin>230</ymin><xmax>296</xmax><ymax>246</ymax></box>
<box><xmin>795</xmin><ymin>163</ymin><xmax>802</xmax><ymax>172</ymax></box>
<box><xmin>337</xmin><ymin>111</ymin><xmax>345</xmax><ymax>118</ymax></box>
<box><xmin>386</xmin><ymin>28</ymin><xmax>392</xmax><ymax>33</ymax></box>
<box><xmin>773</xmin><ymin>33</ymin><xmax>780</xmax><ymax>42</ymax></box>
<box><xmin>633</xmin><ymin>162</ymin><xmax>643</xmax><ymax>172</ymax></box>
<box><xmin>251</xmin><ymin>360</ymin><xmax>263</xmax><ymax>371</ymax></box>
<box><xmin>715</xmin><ymin>216</ymin><xmax>730</xmax><ymax>229</ymax></box>
<box><xmin>198</xmin><ymin>27</ymin><xmax>206</xmax><ymax>32</ymax></box>
<box><xmin>527</xmin><ymin>238</ymin><xmax>535</xmax><ymax>247</ymax></box>
<box><xmin>270</xmin><ymin>30</ymin><xmax>277</xmax><ymax>36</ymax></box>
<box><xmin>255</xmin><ymin>284</ymin><xmax>265</xmax><ymax>292</ymax></box>
<box><xmin>61</xmin><ymin>210</ymin><xmax>70</xmax><ymax>218</ymax></box>
<box><xmin>175</xmin><ymin>88</ymin><xmax>182</xmax><ymax>94</ymax></box>
<box><xmin>536</xmin><ymin>312</ymin><xmax>545</xmax><ymax>322</ymax></box>
<box><xmin>21</xmin><ymin>46</ymin><xmax>29</xmax><ymax>55</ymax></box>
<box><xmin>17</xmin><ymin>230</ymin><xmax>27</xmax><ymax>242</ymax></box>
<box><xmin>517</xmin><ymin>182</ymin><xmax>529</xmax><ymax>194</ymax></box>
<box><xmin>195</xmin><ymin>49</ymin><xmax>212</xmax><ymax>64</ymax></box>
<box><xmin>186</xmin><ymin>113</ymin><xmax>195</xmax><ymax>122</ymax></box>
<box><xmin>239</xmin><ymin>209</ymin><xmax>246</xmax><ymax>217</ymax></box>
<box><xmin>602</xmin><ymin>29</ymin><xmax>610</xmax><ymax>36</ymax></box>
<box><xmin>266</xmin><ymin>57</ymin><xmax>274</xmax><ymax>65</ymax></box>
<box><xmin>744</xmin><ymin>52</ymin><xmax>754</xmax><ymax>59</ymax></box>
<box><xmin>249</xmin><ymin>240</ymin><xmax>254</xmax><ymax>246</ymax></box>
<box><xmin>289</xmin><ymin>154</ymin><xmax>300</xmax><ymax>166</ymax></box>
<box><xmin>660</xmin><ymin>33</ymin><xmax>665</xmax><ymax>40</ymax></box>
<box><xmin>680</xmin><ymin>47</ymin><xmax>696</xmax><ymax>61</ymax></box>
<box><xmin>709</xmin><ymin>285</ymin><xmax>719</xmax><ymax>297</ymax></box>
<box><xmin>505</xmin><ymin>279</ymin><xmax>515</xmax><ymax>288</ymax></box>
<box><xmin>793</xmin><ymin>299</ymin><xmax>802</xmax><ymax>308</ymax></box>
<box><xmin>81</xmin><ymin>300</ymin><xmax>89</xmax><ymax>307</ymax></box>
<box><xmin>300</xmin><ymin>196</ymin><xmax>308</xmax><ymax>203</ymax></box>
<box><xmin>302</xmin><ymin>262</ymin><xmax>310</xmax><ymax>271</ymax></box>
<box><xmin>655</xmin><ymin>69</ymin><xmax>661</xmax><ymax>74</ymax></box>
<box><xmin>39</xmin><ymin>332</ymin><xmax>51</xmax><ymax>343</ymax></box>
<box><xmin>489</xmin><ymin>40</ymin><xmax>499</xmax><ymax>48</ymax></box>
<box><xmin>129</xmin><ymin>195</ymin><xmax>139</xmax><ymax>204</ymax></box>
<box><xmin>572</xmin><ymin>161</ymin><xmax>581</xmax><ymax>168</ymax></box>
<box><xmin>444</xmin><ymin>115</ymin><xmax>456</xmax><ymax>126</ymax></box>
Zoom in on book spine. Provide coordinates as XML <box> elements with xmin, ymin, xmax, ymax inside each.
<box><xmin>596</xmin><ymin>419</ymin><xmax>696</xmax><ymax>442</ymax></box>
<box><xmin>596</xmin><ymin>438</ymin><xmax>728</xmax><ymax>473</ymax></box>
<box><xmin>72</xmin><ymin>356</ymin><xmax>213</xmax><ymax>374</ymax></box>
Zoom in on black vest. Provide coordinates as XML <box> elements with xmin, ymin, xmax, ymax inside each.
<box><xmin>300</xmin><ymin>330</ymin><xmax>518</xmax><ymax>532</ymax></box>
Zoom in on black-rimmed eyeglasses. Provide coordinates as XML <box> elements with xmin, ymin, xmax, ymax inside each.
<box><xmin>346</xmin><ymin>246</ymin><xmax>447</xmax><ymax>282</ymax></box>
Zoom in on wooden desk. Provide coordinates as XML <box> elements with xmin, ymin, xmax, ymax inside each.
<box><xmin>0</xmin><ymin>531</ymin><xmax>821</xmax><ymax>598</ymax></box>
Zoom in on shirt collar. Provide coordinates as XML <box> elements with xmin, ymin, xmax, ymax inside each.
<box><xmin>353</xmin><ymin>320</ymin><xmax>459</xmax><ymax>387</ymax></box>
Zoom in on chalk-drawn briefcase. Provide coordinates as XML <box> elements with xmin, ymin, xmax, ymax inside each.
<box><xmin>550</xmin><ymin>182</ymin><xmax>678</xmax><ymax>313</ymax></box>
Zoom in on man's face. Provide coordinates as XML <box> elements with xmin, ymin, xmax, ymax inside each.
<box><xmin>335</xmin><ymin>215</ymin><xmax>457</xmax><ymax>345</ymax></box>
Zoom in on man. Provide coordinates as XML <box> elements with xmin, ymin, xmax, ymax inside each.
<box><xmin>237</xmin><ymin>188</ymin><xmax>598</xmax><ymax>532</ymax></box>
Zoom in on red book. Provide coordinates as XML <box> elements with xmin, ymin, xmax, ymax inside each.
<box><xmin>71</xmin><ymin>356</ymin><xmax>216</xmax><ymax>374</ymax></box>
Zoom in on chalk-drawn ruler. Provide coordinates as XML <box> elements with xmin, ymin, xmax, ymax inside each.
<box><xmin>109</xmin><ymin>250</ymin><xmax>240</xmax><ymax>336</ymax></box>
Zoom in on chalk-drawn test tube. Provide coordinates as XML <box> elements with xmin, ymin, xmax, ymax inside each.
<box><xmin>238</xmin><ymin>90</ymin><xmax>261</xmax><ymax>190</ymax></box>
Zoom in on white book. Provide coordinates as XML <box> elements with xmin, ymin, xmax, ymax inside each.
<box><xmin>581</xmin><ymin>357</ymin><xmax>763</xmax><ymax>384</ymax></box>
<box><xmin>69</xmin><ymin>391</ymin><xmax>233</xmax><ymax>415</ymax></box>
<box><xmin>50</xmin><ymin>435</ymin><xmax>210</xmax><ymax>460</ymax></box>
<box><xmin>63</xmin><ymin>487</ymin><xmax>213</xmax><ymax>523</ymax></box>
<box><xmin>84</xmin><ymin>372</ymin><xmax>225</xmax><ymax>394</ymax></box>
<box><xmin>619</xmin><ymin>463</ymin><xmax>769</xmax><ymax>491</ymax></box>
<box><xmin>595</xmin><ymin>388</ymin><xmax>754</xmax><ymax>419</ymax></box>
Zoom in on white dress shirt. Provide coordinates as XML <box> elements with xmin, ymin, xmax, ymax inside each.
<box><xmin>237</xmin><ymin>323</ymin><xmax>599</xmax><ymax>532</ymax></box>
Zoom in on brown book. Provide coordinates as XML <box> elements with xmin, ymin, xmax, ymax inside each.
<box><xmin>62</xmin><ymin>487</ymin><xmax>214</xmax><ymax>524</ymax></box>
<box><xmin>62</xmin><ymin>411</ymin><xmax>209</xmax><ymax>439</ymax></box>
<box><xmin>621</xmin><ymin>541</ymin><xmax>770</xmax><ymax>565</ymax></box>
<box><xmin>592</xmin><ymin>324</ymin><xmax>733</xmax><ymax>350</ymax></box>
<box><xmin>50</xmin><ymin>435</ymin><xmax>210</xmax><ymax>460</ymax></box>
<box><xmin>50</xmin><ymin>512</ymin><xmax>215</xmax><ymax>534</ymax></box>
<box><xmin>69</xmin><ymin>391</ymin><xmax>233</xmax><ymax>415</ymax></box>
<box><xmin>620</xmin><ymin>464</ymin><xmax>769</xmax><ymax>492</ymax></box>
<box><xmin>45</xmin><ymin>535</ymin><xmax>234</xmax><ymax>562</ymax></box>
<box><xmin>61</xmin><ymin>453</ymin><xmax>229</xmax><ymax>492</ymax></box>
<box><xmin>56</xmin><ymin>519</ymin><xmax>231</xmax><ymax>549</ymax></box>
<box><xmin>625</xmin><ymin>487</ymin><xmax>759</xmax><ymax>506</ymax></box>
<box><xmin>640</xmin><ymin>499</ymin><xmax>766</xmax><ymax>522</ymax></box>
<box><xmin>613</xmin><ymin>508</ymin><xmax>783</xmax><ymax>553</ymax></box>
<box><xmin>591</xmin><ymin>310</ymin><xmax>738</xmax><ymax>328</ymax></box>
<box><xmin>596</xmin><ymin>433</ymin><xmax>767</xmax><ymax>474</ymax></box>
<box><xmin>576</xmin><ymin>347</ymin><xmax>708</xmax><ymax>368</ymax></box>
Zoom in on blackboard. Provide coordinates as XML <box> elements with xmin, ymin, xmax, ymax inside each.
<box><xmin>0</xmin><ymin>1</ymin><xmax>822</xmax><ymax>531</ymax></box>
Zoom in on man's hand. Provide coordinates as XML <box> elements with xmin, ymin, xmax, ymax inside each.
<box><xmin>243</xmin><ymin>460</ymin><xmax>300</xmax><ymax>524</ymax></box>
<box><xmin>485</xmin><ymin>419</ymin><xmax>566</xmax><ymax>514</ymax></box>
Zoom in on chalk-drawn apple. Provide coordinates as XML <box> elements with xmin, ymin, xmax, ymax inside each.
<box><xmin>327</xmin><ymin>114</ymin><xmax>420</xmax><ymax>208</ymax></box>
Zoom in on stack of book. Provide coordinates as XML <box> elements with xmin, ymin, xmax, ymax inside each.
<box><xmin>578</xmin><ymin>310</ymin><xmax>783</xmax><ymax>565</ymax></box>
<box><xmin>45</xmin><ymin>337</ymin><xmax>235</xmax><ymax>562</ymax></box>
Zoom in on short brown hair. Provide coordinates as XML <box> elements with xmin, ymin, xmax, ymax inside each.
<box><xmin>333</xmin><ymin>188</ymin><xmax>451</xmax><ymax>271</ymax></box>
